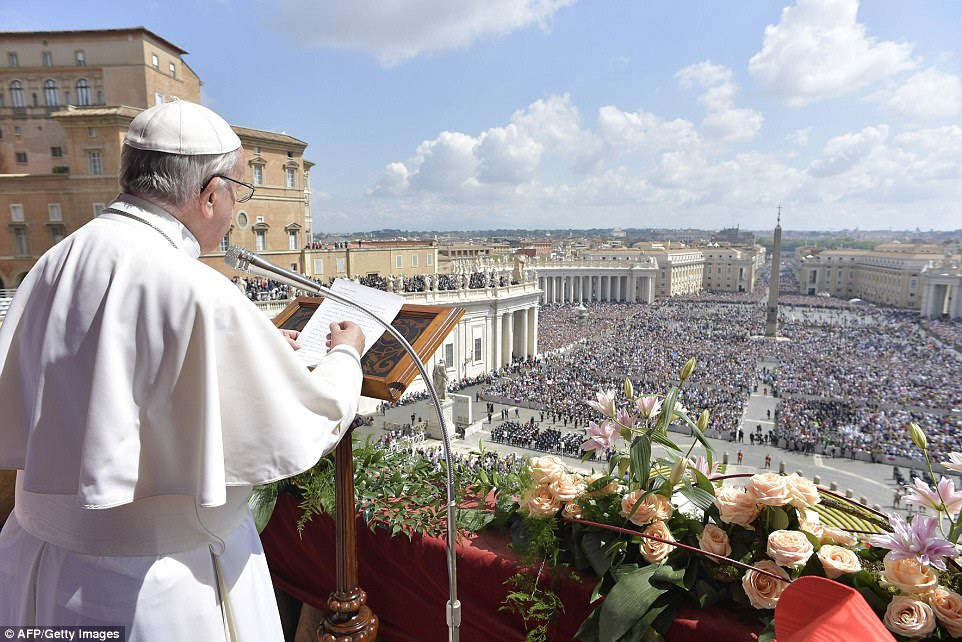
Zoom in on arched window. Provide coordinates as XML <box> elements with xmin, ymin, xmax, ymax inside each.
<box><xmin>10</xmin><ymin>81</ymin><xmax>24</xmax><ymax>108</ymax></box>
<box><xmin>76</xmin><ymin>79</ymin><xmax>90</xmax><ymax>106</ymax></box>
<box><xmin>44</xmin><ymin>80</ymin><xmax>58</xmax><ymax>106</ymax></box>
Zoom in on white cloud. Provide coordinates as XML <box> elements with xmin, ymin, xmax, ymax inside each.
<box><xmin>748</xmin><ymin>0</ymin><xmax>914</xmax><ymax>106</ymax></box>
<box><xmin>477</xmin><ymin>124</ymin><xmax>543</xmax><ymax>184</ymax></box>
<box><xmin>808</xmin><ymin>125</ymin><xmax>889</xmax><ymax>177</ymax></box>
<box><xmin>598</xmin><ymin>106</ymin><xmax>700</xmax><ymax>154</ymax></box>
<box><xmin>675</xmin><ymin>61</ymin><xmax>763</xmax><ymax>143</ymax></box>
<box><xmin>876</xmin><ymin>68</ymin><xmax>962</xmax><ymax>122</ymax></box>
<box><xmin>787</xmin><ymin>128</ymin><xmax>812</xmax><ymax>147</ymax></box>
<box><xmin>268</xmin><ymin>0</ymin><xmax>575</xmax><ymax>66</ymax></box>
<box><xmin>408</xmin><ymin>131</ymin><xmax>480</xmax><ymax>192</ymax></box>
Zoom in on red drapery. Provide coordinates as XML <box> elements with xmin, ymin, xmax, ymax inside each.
<box><xmin>262</xmin><ymin>493</ymin><xmax>760</xmax><ymax>642</ymax></box>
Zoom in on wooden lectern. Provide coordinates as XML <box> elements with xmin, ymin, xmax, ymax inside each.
<box><xmin>273</xmin><ymin>297</ymin><xmax>464</xmax><ymax>642</ymax></box>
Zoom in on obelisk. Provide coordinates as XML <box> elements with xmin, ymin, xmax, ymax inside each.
<box><xmin>765</xmin><ymin>207</ymin><xmax>782</xmax><ymax>337</ymax></box>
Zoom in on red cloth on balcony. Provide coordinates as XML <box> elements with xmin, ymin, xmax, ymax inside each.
<box><xmin>262</xmin><ymin>493</ymin><xmax>760</xmax><ymax>642</ymax></box>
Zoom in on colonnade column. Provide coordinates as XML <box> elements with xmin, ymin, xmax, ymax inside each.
<box><xmin>502</xmin><ymin>311</ymin><xmax>513</xmax><ymax>365</ymax></box>
<box><xmin>493</xmin><ymin>312</ymin><xmax>503</xmax><ymax>370</ymax></box>
<box><xmin>519</xmin><ymin>308</ymin><xmax>529</xmax><ymax>359</ymax></box>
<box><xmin>527</xmin><ymin>306</ymin><xmax>539</xmax><ymax>357</ymax></box>
<box><xmin>628</xmin><ymin>275</ymin><xmax>636</xmax><ymax>303</ymax></box>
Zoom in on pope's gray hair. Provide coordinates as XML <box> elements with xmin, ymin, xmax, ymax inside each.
<box><xmin>120</xmin><ymin>144</ymin><xmax>242</xmax><ymax>209</ymax></box>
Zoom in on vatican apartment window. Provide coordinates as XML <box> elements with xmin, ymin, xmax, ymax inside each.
<box><xmin>8</xmin><ymin>52</ymin><xmax>18</xmax><ymax>67</ymax></box>
<box><xmin>336</xmin><ymin>258</ymin><xmax>346</xmax><ymax>273</ymax></box>
<box><xmin>151</xmin><ymin>54</ymin><xmax>159</xmax><ymax>69</ymax></box>
<box><xmin>10</xmin><ymin>81</ymin><xmax>24</xmax><ymax>107</ymax></box>
<box><xmin>427</xmin><ymin>254</ymin><xmax>433</xmax><ymax>266</ymax></box>
<box><xmin>14</xmin><ymin>228</ymin><xmax>28</xmax><ymax>256</ymax></box>
<box><xmin>76</xmin><ymin>80</ymin><xmax>91</xmax><ymax>106</ymax></box>
<box><xmin>75</xmin><ymin>50</ymin><xmax>85</xmax><ymax>66</ymax></box>
<box><xmin>87</xmin><ymin>150</ymin><xmax>103</xmax><ymax>175</ymax></box>
<box><xmin>169</xmin><ymin>62</ymin><xmax>176</xmax><ymax>78</ymax></box>
<box><xmin>219</xmin><ymin>232</ymin><xmax>230</xmax><ymax>253</ymax></box>
<box><xmin>412</xmin><ymin>254</ymin><xmax>418</xmax><ymax>268</ymax></box>
<box><xmin>288</xmin><ymin>230</ymin><xmax>297</xmax><ymax>251</ymax></box>
<box><xmin>92</xmin><ymin>203</ymin><xmax>104</xmax><ymax>217</ymax></box>
<box><xmin>48</xmin><ymin>203</ymin><xmax>62</xmax><ymax>222</ymax></box>
<box><xmin>50</xmin><ymin>226</ymin><xmax>64</xmax><ymax>244</ymax></box>
<box><xmin>474</xmin><ymin>338</ymin><xmax>482</xmax><ymax>362</ymax></box>
<box><xmin>255</xmin><ymin>230</ymin><xmax>266</xmax><ymax>252</ymax></box>
<box><xmin>44</xmin><ymin>80</ymin><xmax>58</xmax><ymax>106</ymax></box>
<box><xmin>15</xmin><ymin>152</ymin><xmax>27</xmax><ymax>164</ymax></box>
<box><xmin>253</xmin><ymin>164</ymin><xmax>264</xmax><ymax>186</ymax></box>
<box><xmin>286</xmin><ymin>167</ymin><xmax>296</xmax><ymax>188</ymax></box>
<box><xmin>154</xmin><ymin>92</ymin><xmax>164</xmax><ymax>106</ymax></box>
<box><xmin>313</xmin><ymin>259</ymin><xmax>323</xmax><ymax>274</ymax></box>
<box><xmin>396</xmin><ymin>255</ymin><xmax>403</xmax><ymax>269</ymax></box>
<box><xmin>10</xmin><ymin>204</ymin><xmax>24</xmax><ymax>222</ymax></box>
<box><xmin>42</xmin><ymin>51</ymin><xmax>52</xmax><ymax>67</ymax></box>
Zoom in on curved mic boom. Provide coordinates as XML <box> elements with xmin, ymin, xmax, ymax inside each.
<box><xmin>223</xmin><ymin>246</ymin><xmax>463</xmax><ymax>641</ymax></box>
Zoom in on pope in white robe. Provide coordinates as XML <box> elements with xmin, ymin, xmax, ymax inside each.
<box><xmin>0</xmin><ymin>100</ymin><xmax>365</xmax><ymax>641</ymax></box>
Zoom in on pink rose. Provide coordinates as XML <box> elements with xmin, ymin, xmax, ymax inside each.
<box><xmin>714</xmin><ymin>486</ymin><xmax>759</xmax><ymax>529</ymax></box>
<box><xmin>766</xmin><ymin>530</ymin><xmax>814</xmax><ymax>568</ymax></box>
<box><xmin>742</xmin><ymin>560</ymin><xmax>790</xmax><ymax>609</ymax></box>
<box><xmin>816</xmin><ymin>545</ymin><xmax>861</xmax><ymax>579</ymax></box>
<box><xmin>522</xmin><ymin>487</ymin><xmax>561</xmax><ymax>517</ymax></box>
<box><xmin>882</xmin><ymin>554</ymin><xmax>938</xmax><ymax>595</ymax></box>
<box><xmin>799</xmin><ymin>518</ymin><xmax>824</xmax><ymax>541</ymax></box>
<box><xmin>529</xmin><ymin>456</ymin><xmax>565</xmax><ymax>487</ymax></box>
<box><xmin>745</xmin><ymin>472</ymin><xmax>791</xmax><ymax>506</ymax></box>
<box><xmin>548</xmin><ymin>473</ymin><xmax>585</xmax><ymax>503</ymax></box>
<box><xmin>640</xmin><ymin>521</ymin><xmax>675</xmax><ymax>564</ymax></box>
<box><xmin>820</xmin><ymin>525</ymin><xmax>858</xmax><ymax>547</ymax></box>
<box><xmin>621</xmin><ymin>490</ymin><xmax>672</xmax><ymax>526</ymax></box>
<box><xmin>930</xmin><ymin>586</ymin><xmax>962</xmax><ymax>637</ymax></box>
<box><xmin>698</xmin><ymin>524</ymin><xmax>731</xmax><ymax>562</ymax></box>
<box><xmin>785</xmin><ymin>473</ymin><xmax>821</xmax><ymax>509</ymax></box>
<box><xmin>562</xmin><ymin>501</ymin><xmax>583</xmax><ymax>519</ymax></box>
<box><xmin>884</xmin><ymin>596</ymin><xmax>936</xmax><ymax>639</ymax></box>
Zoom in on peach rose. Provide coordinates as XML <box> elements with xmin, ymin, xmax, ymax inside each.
<box><xmin>820</xmin><ymin>525</ymin><xmax>858</xmax><ymax>547</ymax></box>
<box><xmin>742</xmin><ymin>560</ymin><xmax>791</xmax><ymax>609</ymax></box>
<box><xmin>698</xmin><ymin>524</ymin><xmax>732</xmax><ymax>562</ymax></box>
<box><xmin>930</xmin><ymin>586</ymin><xmax>962</xmax><ymax>638</ymax></box>
<box><xmin>884</xmin><ymin>596</ymin><xmax>936</xmax><ymax>639</ymax></box>
<box><xmin>585</xmin><ymin>472</ymin><xmax>619</xmax><ymax>497</ymax></box>
<box><xmin>548</xmin><ymin>473</ymin><xmax>586</xmax><ymax>503</ymax></box>
<box><xmin>621</xmin><ymin>490</ymin><xmax>673</xmax><ymax>526</ymax></box>
<box><xmin>817</xmin><ymin>545</ymin><xmax>861</xmax><ymax>579</ymax></box>
<box><xmin>799</xmin><ymin>518</ymin><xmax>824</xmax><ymax>541</ymax></box>
<box><xmin>715</xmin><ymin>486</ymin><xmax>760</xmax><ymax>529</ymax></box>
<box><xmin>529</xmin><ymin>456</ymin><xmax>565</xmax><ymax>486</ymax></box>
<box><xmin>562</xmin><ymin>501</ymin><xmax>583</xmax><ymax>520</ymax></box>
<box><xmin>745</xmin><ymin>472</ymin><xmax>791</xmax><ymax>507</ymax></box>
<box><xmin>640</xmin><ymin>521</ymin><xmax>675</xmax><ymax>564</ymax></box>
<box><xmin>882</xmin><ymin>554</ymin><xmax>938</xmax><ymax>595</ymax></box>
<box><xmin>522</xmin><ymin>487</ymin><xmax>561</xmax><ymax>517</ymax></box>
<box><xmin>766</xmin><ymin>530</ymin><xmax>814</xmax><ymax>568</ymax></box>
<box><xmin>785</xmin><ymin>473</ymin><xmax>821</xmax><ymax>509</ymax></box>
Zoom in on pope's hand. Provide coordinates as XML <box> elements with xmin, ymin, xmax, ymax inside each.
<box><xmin>279</xmin><ymin>328</ymin><xmax>301</xmax><ymax>350</ymax></box>
<box><xmin>327</xmin><ymin>321</ymin><xmax>365</xmax><ymax>355</ymax></box>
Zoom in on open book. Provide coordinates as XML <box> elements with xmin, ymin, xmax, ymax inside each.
<box><xmin>293</xmin><ymin>278</ymin><xmax>404</xmax><ymax>367</ymax></box>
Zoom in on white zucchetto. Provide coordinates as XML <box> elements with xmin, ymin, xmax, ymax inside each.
<box><xmin>125</xmin><ymin>98</ymin><xmax>241</xmax><ymax>155</ymax></box>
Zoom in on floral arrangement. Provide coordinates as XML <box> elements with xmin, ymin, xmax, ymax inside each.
<box><xmin>499</xmin><ymin>360</ymin><xmax>962</xmax><ymax>642</ymax></box>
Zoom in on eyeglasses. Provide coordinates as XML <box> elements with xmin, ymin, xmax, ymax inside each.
<box><xmin>201</xmin><ymin>174</ymin><xmax>255</xmax><ymax>203</ymax></box>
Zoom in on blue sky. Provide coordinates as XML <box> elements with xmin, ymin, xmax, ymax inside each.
<box><xmin>6</xmin><ymin>0</ymin><xmax>962</xmax><ymax>232</ymax></box>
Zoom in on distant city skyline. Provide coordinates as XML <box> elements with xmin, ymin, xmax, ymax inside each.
<box><xmin>7</xmin><ymin>0</ymin><xmax>962</xmax><ymax>232</ymax></box>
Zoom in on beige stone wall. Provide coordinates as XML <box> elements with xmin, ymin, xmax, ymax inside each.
<box><xmin>703</xmin><ymin>248</ymin><xmax>758</xmax><ymax>292</ymax></box>
<box><xmin>799</xmin><ymin>249</ymin><xmax>934</xmax><ymax>308</ymax></box>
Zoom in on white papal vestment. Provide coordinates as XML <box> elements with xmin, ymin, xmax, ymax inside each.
<box><xmin>0</xmin><ymin>194</ymin><xmax>363</xmax><ymax>641</ymax></box>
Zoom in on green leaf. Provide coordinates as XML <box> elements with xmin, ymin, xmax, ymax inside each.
<box><xmin>631</xmin><ymin>435</ymin><xmax>652</xmax><ymax>490</ymax></box>
<box><xmin>650</xmin><ymin>430</ymin><xmax>682</xmax><ymax>452</ymax></box>
<box><xmin>599</xmin><ymin>565</ymin><xmax>665</xmax><ymax>642</ymax></box>
<box><xmin>575</xmin><ymin>605</ymin><xmax>601</xmax><ymax>642</ymax></box>
<box><xmin>679</xmin><ymin>482</ymin><xmax>716</xmax><ymax>513</ymax></box>
<box><xmin>757</xmin><ymin>618</ymin><xmax>777</xmax><ymax>642</ymax></box>
<box><xmin>771</xmin><ymin>507</ymin><xmax>790</xmax><ymax>531</ymax></box>
<box><xmin>658</xmin><ymin>386</ymin><xmax>679</xmax><ymax>433</ymax></box>
<box><xmin>580</xmin><ymin>531</ymin><xmax>612</xmax><ymax>577</ymax></box>
<box><xmin>249</xmin><ymin>485</ymin><xmax>279</xmax><ymax>533</ymax></box>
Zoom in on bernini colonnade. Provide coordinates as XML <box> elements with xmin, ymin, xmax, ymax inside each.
<box><xmin>532</xmin><ymin>258</ymin><xmax>658</xmax><ymax>305</ymax></box>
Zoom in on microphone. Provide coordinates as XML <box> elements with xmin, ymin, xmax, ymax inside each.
<box><xmin>224</xmin><ymin>246</ymin><xmax>463</xmax><ymax>639</ymax></box>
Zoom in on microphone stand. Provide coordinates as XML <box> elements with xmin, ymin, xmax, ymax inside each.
<box><xmin>225</xmin><ymin>247</ymin><xmax>461</xmax><ymax>642</ymax></box>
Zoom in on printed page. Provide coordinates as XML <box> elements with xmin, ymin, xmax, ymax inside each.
<box><xmin>295</xmin><ymin>278</ymin><xmax>404</xmax><ymax>367</ymax></box>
